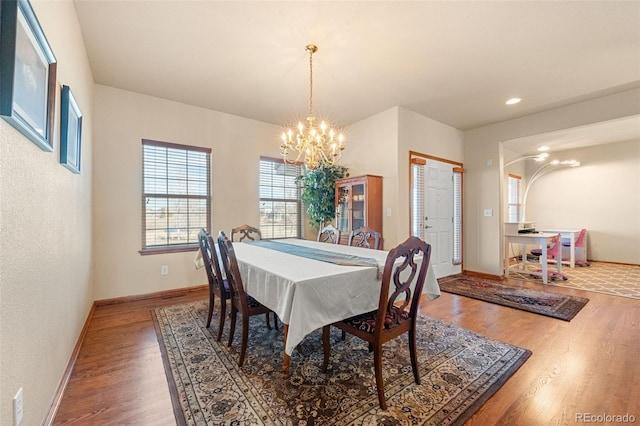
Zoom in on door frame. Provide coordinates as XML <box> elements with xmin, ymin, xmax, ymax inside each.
<box><xmin>409</xmin><ymin>151</ymin><xmax>464</xmax><ymax>276</ymax></box>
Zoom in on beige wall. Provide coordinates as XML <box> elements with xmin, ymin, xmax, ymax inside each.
<box><xmin>525</xmin><ymin>139</ymin><xmax>640</xmax><ymax>263</ymax></box>
<box><xmin>340</xmin><ymin>107</ymin><xmax>463</xmax><ymax>249</ymax></box>
<box><xmin>0</xmin><ymin>1</ymin><xmax>94</xmax><ymax>424</ymax></box>
<box><xmin>464</xmin><ymin>88</ymin><xmax>640</xmax><ymax>275</ymax></box>
<box><xmin>92</xmin><ymin>85</ymin><xmax>281</xmax><ymax>300</ymax></box>
<box><xmin>397</xmin><ymin>108</ymin><xmax>464</xmax><ymax>246</ymax></box>
<box><xmin>341</xmin><ymin>107</ymin><xmax>399</xmax><ymax>247</ymax></box>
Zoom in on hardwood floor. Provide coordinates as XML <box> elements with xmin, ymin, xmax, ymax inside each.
<box><xmin>52</xmin><ymin>278</ymin><xmax>639</xmax><ymax>425</ymax></box>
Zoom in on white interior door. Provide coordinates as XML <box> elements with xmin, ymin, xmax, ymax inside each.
<box><xmin>424</xmin><ymin>160</ymin><xmax>461</xmax><ymax>278</ymax></box>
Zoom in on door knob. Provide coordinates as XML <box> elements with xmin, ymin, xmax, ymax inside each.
<box><xmin>425</xmin><ymin>225</ymin><xmax>434</xmax><ymax>229</ymax></box>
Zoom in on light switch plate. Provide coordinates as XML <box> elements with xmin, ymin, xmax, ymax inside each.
<box><xmin>484</xmin><ymin>209</ymin><xmax>493</xmax><ymax>217</ymax></box>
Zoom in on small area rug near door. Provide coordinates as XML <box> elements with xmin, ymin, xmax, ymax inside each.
<box><xmin>438</xmin><ymin>275</ymin><xmax>589</xmax><ymax>321</ymax></box>
<box><xmin>152</xmin><ymin>300</ymin><xmax>531</xmax><ymax>425</ymax></box>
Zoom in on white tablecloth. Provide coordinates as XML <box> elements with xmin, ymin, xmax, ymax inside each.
<box><xmin>233</xmin><ymin>238</ymin><xmax>440</xmax><ymax>355</ymax></box>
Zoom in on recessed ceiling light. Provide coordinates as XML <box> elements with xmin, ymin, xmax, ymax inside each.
<box><xmin>505</xmin><ymin>98</ymin><xmax>522</xmax><ymax>105</ymax></box>
<box><xmin>537</xmin><ymin>145</ymin><xmax>549</xmax><ymax>152</ymax></box>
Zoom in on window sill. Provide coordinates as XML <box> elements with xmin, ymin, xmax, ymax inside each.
<box><xmin>139</xmin><ymin>245</ymin><xmax>199</xmax><ymax>256</ymax></box>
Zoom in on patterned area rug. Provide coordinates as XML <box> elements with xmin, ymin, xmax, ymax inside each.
<box><xmin>438</xmin><ymin>275</ymin><xmax>589</xmax><ymax>321</ymax></box>
<box><xmin>540</xmin><ymin>262</ymin><xmax>639</xmax><ymax>300</ymax></box>
<box><xmin>152</xmin><ymin>301</ymin><xmax>531</xmax><ymax>425</ymax></box>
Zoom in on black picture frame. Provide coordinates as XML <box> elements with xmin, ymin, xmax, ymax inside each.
<box><xmin>0</xmin><ymin>0</ymin><xmax>57</xmax><ymax>151</ymax></box>
<box><xmin>60</xmin><ymin>85</ymin><xmax>82</xmax><ymax>174</ymax></box>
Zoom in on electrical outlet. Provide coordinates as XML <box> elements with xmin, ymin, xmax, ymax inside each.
<box><xmin>160</xmin><ymin>265</ymin><xmax>169</xmax><ymax>275</ymax></box>
<box><xmin>14</xmin><ymin>388</ymin><xmax>23</xmax><ymax>426</ymax></box>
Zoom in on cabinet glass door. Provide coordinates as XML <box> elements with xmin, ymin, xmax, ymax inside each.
<box><xmin>351</xmin><ymin>183</ymin><xmax>365</xmax><ymax>231</ymax></box>
<box><xmin>336</xmin><ymin>185</ymin><xmax>350</xmax><ymax>233</ymax></box>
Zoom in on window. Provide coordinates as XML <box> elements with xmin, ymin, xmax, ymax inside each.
<box><xmin>452</xmin><ymin>168</ymin><xmax>463</xmax><ymax>265</ymax></box>
<box><xmin>141</xmin><ymin>139</ymin><xmax>211</xmax><ymax>254</ymax></box>
<box><xmin>410</xmin><ymin>158</ymin><xmax>426</xmax><ymax>239</ymax></box>
<box><xmin>259</xmin><ymin>157</ymin><xmax>303</xmax><ymax>239</ymax></box>
<box><xmin>507</xmin><ymin>174</ymin><xmax>522</xmax><ymax>223</ymax></box>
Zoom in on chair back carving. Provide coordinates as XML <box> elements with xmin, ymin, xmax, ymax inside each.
<box><xmin>198</xmin><ymin>229</ymin><xmax>224</xmax><ymax>293</ymax></box>
<box><xmin>217</xmin><ymin>231</ymin><xmax>249</xmax><ymax>311</ymax></box>
<box><xmin>231</xmin><ymin>224</ymin><xmax>262</xmax><ymax>242</ymax></box>
<box><xmin>348</xmin><ymin>226</ymin><xmax>381</xmax><ymax>250</ymax></box>
<box><xmin>317</xmin><ymin>224</ymin><xmax>341</xmax><ymax>244</ymax></box>
<box><xmin>376</xmin><ymin>236</ymin><xmax>431</xmax><ymax>333</ymax></box>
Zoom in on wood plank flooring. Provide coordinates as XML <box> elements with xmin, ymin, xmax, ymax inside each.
<box><xmin>52</xmin><ymin>278</ymin><xmax>639</xmax><ymax>425</ymax></box>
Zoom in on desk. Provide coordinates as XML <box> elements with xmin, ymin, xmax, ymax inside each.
<box><xmin>504</xmin><ymin>233</ymin><xmax>562</xmax><ymax>284</ymax></box>
<box><xmin>539</xmin><ymin>228</ymin><xmax>583</xmax><ymax>268</ymax></box>
<box><xmin>233</xmin><ymin>238</ymin><xmax>440</xmax><ymax>372</ymax></box>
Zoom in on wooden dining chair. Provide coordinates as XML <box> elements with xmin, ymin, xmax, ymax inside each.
<box><xmin>230</xmin><ymin>224</ymin><xmax>262</xmax><ymax>242</ymax></box>
<box><xmin>321</xmin><ymin>236</ymin><xmax>432</xmax><ymax>410</ymax></box>
<box><xmin>348</xmin><ymin>226</ymin><xmax>381</xmax><ymax>250</ymax></box>
<box><xmin>197</xmin><ymin>229</ymin><xmax>230</xmax><ymax>342</ymax></box>
<box><xmin>217</xmin><ymin>231</ymin><xmax>279</xmax><ymax>366</ymax></box>
<box><xmin>317</xmin><ymin>224</ymin><xmax>341</xmax><ymax>244</ymax></box>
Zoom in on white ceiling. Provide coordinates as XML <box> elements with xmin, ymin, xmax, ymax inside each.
<box><xmin>504</xmin><ymin>115</ymin><xmax>640</xmax><ymax>155</ymax></box>
<box><xmin>73</xmin><ymin>1</ymin><xmax>640</xmax><ymax>134</ymax></box>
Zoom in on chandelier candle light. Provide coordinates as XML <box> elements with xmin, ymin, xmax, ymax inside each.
<box><xmin>281</xmin><ymin>44</ymin><xmax>345</xmax><ymax>169</ymax></box>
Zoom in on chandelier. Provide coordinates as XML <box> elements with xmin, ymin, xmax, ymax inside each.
<box><xmin>280</xmin><ymin>44</ymin><xmax>345</xmax><ymax>169</ymax></box>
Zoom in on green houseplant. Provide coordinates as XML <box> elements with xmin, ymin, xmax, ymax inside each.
<box><xmin>297</xmin><ymin>163</ymin><xmax>348</xmax><ymax>229</ymax></box>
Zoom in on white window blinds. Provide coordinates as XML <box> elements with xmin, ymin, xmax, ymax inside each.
<box><xmin>259</xmin><ymin>157</ymin><xmax>303</xmax><ymax>239</ymax></box>
<box><xmin>507</xmin><ymin>174</ymin><xmax>522</xmax><ymax>223</ymax></box>
<box><xmin>410</xmin><ymin>158</ymin><xmax>425</xmax><ymax>239</ymax></box>
<box><xmin>141</xmin><ymin>139</ymin><xmax>211</xmax><ymax>253</ymax></box>
<box><xmin>452</xmin><ymin>168</ymin><xmax>463</xmax><ymax>265</ymax></box>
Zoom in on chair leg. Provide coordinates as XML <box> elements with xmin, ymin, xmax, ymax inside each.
<box><xmin>373</xmin><ymin>344</ymin><xmax>387</xmax><ymax>410</ymax></box>
<box><xmin>227</xmin><ymin>308</ymin><xmax>237</xmax><ymax>347</ymax></box>
<box><xmin>216</xmin><ymin>298</ymin><xmax>227</xmax><ymax>342</ymax></box>
<box><xmin>273</xmin><ymin>312</ymin><xmax>279</xmax><ymax>330</ymax></box>
<box><xmin>321</xmin><ymin>326</ymin><xmax>331</xmax><ymax>372</ymax></box>
<box><xmin>265</xmin><ymin>312</ymin><xmax>272</xmax><ymax>330</ymax></box>
<box><xmin>238</xmin><ymin>314</ymin><xmax>250</xmax><ymax>367</ymax></box>
<box><xmin>206</xmin><ymin>290</ymin><xmax>215</xmax><ymax>328</ymax></box>
<box><xmin>408</xmin><ymin>327</ymin><xmax>420</xmax><ymax>385</ymax></box>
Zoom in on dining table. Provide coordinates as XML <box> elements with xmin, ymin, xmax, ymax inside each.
<box><xmin>232</xmin><ymin>238</ymin><xmax>440</xmax><ymax>373</ymax></box>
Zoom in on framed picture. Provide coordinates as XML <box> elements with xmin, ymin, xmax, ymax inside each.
<box><xmin>0</xmin><ymin>0</ymin><xmax>57</xmax><ymax>151</ymax></box>
<box><xmin>60</xmin><ymin>85</ymin><xmax>82</xmax><ymax>174</ymax></box>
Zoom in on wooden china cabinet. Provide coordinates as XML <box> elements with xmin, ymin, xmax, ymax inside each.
<box><xmin>335</xmin><ymin>175</ymin><xmax>383</xmax><ymax>246</ymax></box>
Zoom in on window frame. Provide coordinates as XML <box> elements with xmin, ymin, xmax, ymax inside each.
<box><xmin>410</xmin><ymin>157</ymin><xmax>426</xmax><ymax>240</ymax></box>
<box><xmin>259</xmin><ymin>156</ymin><xmax>303</xmax><ymax>239</ymax></box>
<box><xmin>452</xmin><ymin>167</ymin><xmax>463</xmax><ymax>265</ymax></box>
<box><xmin>507</xmin><ymin>173</ymin><xmax>522</xmax><ymax>223</ymax></box>
<box><xmin>140</xmin><ymin>139</ymin><xmax>212</xmax><ymax>255</ymax></box>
